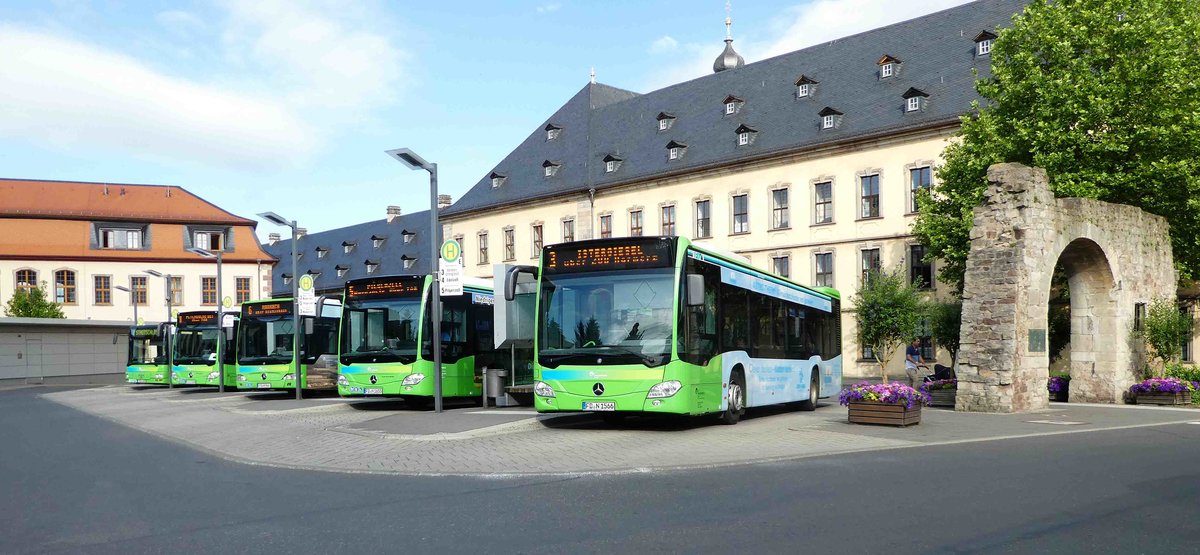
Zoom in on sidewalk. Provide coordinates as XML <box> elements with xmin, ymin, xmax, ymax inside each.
<box><xmin>43</xmin><ymin>386</ymin><xmax>1199</xmax><ymax>477</ymax></box>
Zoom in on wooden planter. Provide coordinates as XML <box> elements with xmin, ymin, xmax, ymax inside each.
<box><xmin>1134</xmin><ymin>391</ymin><xmax>1193</xmax><ymax>406</ymax></box>
<box><xmin>927</xmin><ymin>389</ymin><xmax>956</xmax><ymax>407</ymax></box>
<box><xmin>848</xmin><ymin>401</ymin><xmax>922</xmax><ymax>426</ymax></box>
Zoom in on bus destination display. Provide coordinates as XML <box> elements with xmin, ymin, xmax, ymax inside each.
<box><xmin>545</xmin><ymin>240</ymin><xmax>673</xmax><ymax>273</ymax></box>
<box><xmin>177</xmin><ymin>312</ymin><xmax>217</xmax><ymax>326</ymax></box>
<box><xmin>131</xmin><ymin>326</ymin><xmax>162</xmax><ymax>338</ymax></box>
<box><xmin>346</xmin><ymin>277</ymin><xmax>423</xmax><ymax>300</ymax></box>
<box><xmin>243</xmin><ymin>301</ymin><xmax>293</xmax><ymax>318</ymax></box>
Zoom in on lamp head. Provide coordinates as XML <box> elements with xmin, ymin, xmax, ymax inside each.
<box><xmin>144</xmin><ymin>269</ymin><xmax>163</xmax><ymax>278</ymax></box>
<box><xmin>385</xmin><ymin>148</ymin><xmax>430</xmax><ymax>171</ymax></box>
<box><xmin>257</xmin><ymin>211</ymin><xmax>293</xmax><ymax>228</ymax></box>
<box><xmin>188</xmin><ymin>247</ymin><xmax>216</xmax><ymax>259</ymax></box>
<box><xmin>114</xmin><ymin>285</ymin><xmax>131</xmax><ymax>293</ymax></box>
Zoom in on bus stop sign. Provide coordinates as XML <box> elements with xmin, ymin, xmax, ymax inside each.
<box><xmin>297</xmin><ymin>274</ymin><xmax>316</xmax><ymax>316</ymax></box>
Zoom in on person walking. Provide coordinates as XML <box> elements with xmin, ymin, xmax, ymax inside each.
<box><xmin>904</xmin><ymin>338</ymin><xmax>927</xmax><ymax>387</ymax></box>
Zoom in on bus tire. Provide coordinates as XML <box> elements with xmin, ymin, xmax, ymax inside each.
<box><xmin>719</xmin><ymin>370</ymin><xmax>746</xmax><ymax>425</ymax></box>
<box><xmin>798</xmin><ymin>369</ymin><xmax>819</xmax><ymax>411</ymax></box>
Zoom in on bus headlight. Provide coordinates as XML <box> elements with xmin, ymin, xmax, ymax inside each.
<box><xmin>171</xmin><ymin>372</ymin><xmax>179</xmax><ymax>379</ymax></box>
<box><xmin>237</xmin><ymin>374</ymin><xmax>246</xmax><ymax>382</ymax></box>
<box><xmin>207</xmin><ymin>372</ymin><xmax>219</xmax><ymax>381</ymax></box>
<box><xmin>646</xmin><ymin>381</ymin><xmax>682</xmax><ymax>399</ymax></box>
<box><xmin>533</xmin><ymin>381</ymin><xmax>555</xmax><ymax>398</ymax></box>
<box><xmin>282</xmin><ymin>373</ymin><xmax>295</xmax><ymax>381</ymax></box>
<box><xmin>402</xmin><ymin>373</ymin><xmax>425</xmax><ymax>386</ymax></box>
<box><xmin>337</xmin><ymin>375</ymin><xmax>349</xmax><ymax>386</ymax></box>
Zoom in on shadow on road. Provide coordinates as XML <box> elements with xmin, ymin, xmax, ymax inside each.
<box><xmin>540</xmin><ymin>402</ymin><xmax>826</xmax><ymax>432</ymax></box>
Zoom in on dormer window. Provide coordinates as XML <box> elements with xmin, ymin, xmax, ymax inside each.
<box><xmin>974</xmin><ymin>30</ymin><xmax>997</xmax><ymax>56</ymax></box>
<box><xmin>371</xmin><ymin>235</ymin><xmax>386</xmax><ymax>249</ymax></box>
<box><xmin>735</xmin><ymin>124</ymin><xmax>757</xmax><ymax>146</ymax></box>
<box><xmin>603</xmin><ymin>154</ymin><xmax>622</xmax><ymax>173</ymax></box>
<box><xmin>306</xmin><ymin>270</ymin><xmax>321</xmax><ymax>280</ymax></box>
<box><xmin>315</xmin><ymin>246</ymin><xmax>329</xmax><ymax>259</ymax></box>
<box><xmin>819</xmin><ymin>107</ymin><xmax>843</xmax><ymax>130</ymax></box>
<box><xmin>877</xmin><ymin>55</ymin><xmax>902</xmax><ymax>79</ymax></box>
<box><xmin>722</xmin><ymin>95</ymin><xmax>743</xmax><ymax>116</ymax></box>
<box><xmin>795</xmin><ymin>75</ymin><xmax>818</xmax><ymax>99</ymax></box>
<box><xmin>902</xmin><ymin>88</ymin><xmax>929</xmax><ymax>113</ymax></box>
<box><xmin>545</xmin><ymin>123</ymin><xmax>562</xmax><ymax>141</ymax></box>
<box><xmin>343</xmin><ymin>241</ymin><xmax>356</xmax><ymax>254</ymax></box>
<box><xmin>542</xmin><ymin>160</ymin><xmax>561</xmax><ymax>178</ymax></box>
<box><xmin>335</xmin><ymin>265</ymin><xmax>349</xmax><ymax>278</ymax></box>
<box><xmin>401</xmin><ymin>255</ymin><xmax>416</xmax><ymax>270</ymax></box>
<box><xmin>282</xmin><ymin>274</ymin><xmax>292</xmax><ymax>285</ymax></box>
<box><xmin>490</xmin><ymin>171</ymin><xmax>507</xmax><ymax>188</ymax></box>
<box><xmin>365</xmin><ymin>260</ymin><xmax>380</xmax><ymax>274</ymax></box>
<box><xmin>656</xmin><ymin>112</ymin><xmax>676</xmax><ymax>131</ymax></box>
<box><xmin>402</xmin><ymin>230</ymin><xmax>416</xmax><ymax>244</ymax></box>
<box><xmin>666</xmin><ymin>140</ymin><xmax>687</xmax><ymax>161</ymax></box>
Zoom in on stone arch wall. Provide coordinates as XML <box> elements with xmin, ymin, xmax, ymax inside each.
<box><xmin>955</xmin><ymin>163</ymin><xmax>1176</xmax><ymax>413</ymax></box>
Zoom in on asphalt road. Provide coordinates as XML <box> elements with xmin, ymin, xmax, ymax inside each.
<box><xmin>3</xmin><ymin>386</ymin><xmax>1199</xmax><ymax>554</ymax></box>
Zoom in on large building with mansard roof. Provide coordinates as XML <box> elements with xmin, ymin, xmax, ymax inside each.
<box><xmin>439</xmin><ymin>0</ymin><xmax>1028</xmax><ymax>378</ymax></box>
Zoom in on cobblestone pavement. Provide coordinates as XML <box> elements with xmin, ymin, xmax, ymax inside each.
<box><xmin>44</xmin><ymin>386</ymin><xmax>1199</xmax><ymax>477</ymax></box>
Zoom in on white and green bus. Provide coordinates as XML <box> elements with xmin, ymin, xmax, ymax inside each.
<box><xmin>508</xmin><ymin>236</ymin><xmax>841</xmax><ymax>424</ymax></box>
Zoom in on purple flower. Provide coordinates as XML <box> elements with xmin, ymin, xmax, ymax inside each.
<box><xmin>1048</xmin><ymin>376</ymin><xmax>1070</xmax><ymax>394</ymax></box>
<box><xmin>839</xmin><ymin>381</ymin><xmax>929</xmax><ymax>410</ymax></box>
<box><xmin>1129</xmin><ymin>377</ymin><xmax>1196</xmax><ymax>394</ymax></box>
<box><xmin>920</xmin><ymin>379</ymin><xmax>957</xmax><ymax>395</ymax></box>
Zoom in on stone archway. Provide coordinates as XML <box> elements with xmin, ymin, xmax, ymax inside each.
<box><xmin>955</xmin><ymin>163</ymin><xmax>1176</xmax><ymax>413</ymax></box>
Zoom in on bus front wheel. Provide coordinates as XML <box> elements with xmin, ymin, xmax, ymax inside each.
<box><xmin>718</xmin><ymin>371</ymin><xmax>746</xmax><ymax>425</ymax></box>
<box><xmin>798</xmin><ymin>369</ymin><xmax>819</xmax><ymax>411</ymax></box>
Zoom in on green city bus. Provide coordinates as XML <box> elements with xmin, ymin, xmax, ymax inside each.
<box><xmin>126</xmin><ymin>323</ymin><xmax>171</xmax><ymax>385</ymax></box>
<box><xmin>171</xmin><ymin>311</ymin><xmax>221</xmax><ymax>386</ymax></box>
<box><xmin>337</xmin><ymin>274</ymin><xmax>497</xmax><ymax>404</ymax></box>
<box><xmin>237</xmin><ymin>298</ymin><xmax>342</xmax><ymax>391</ymax></box>
<box><xmin>508</xmin><ymin>236</ymin><xmax>842</xmax><ymax>424</ymax></box>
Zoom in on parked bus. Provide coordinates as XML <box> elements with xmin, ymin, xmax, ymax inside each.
<box><xmin>237</xmin><ymin>298</ymin><xmax>342</xmax><ymax>391</ymax></box>
<box><xmin>171</xmin><ymin>311</ymin><xmax>238</xmax><ymax>387</ymax></box>
<box><xmin>126</xmin><ymin>323</ymin><xmax>171</xmax><ymax>385</ymax></box>
<box><xmin>337</xmin><ymin>275</ymin><xmax>497</xmax><ymax>404</ymax></box>
<box><xmin>508</xmin><ymin>236</ymin><xmax>841</xmax><ymax>424</ymax></box>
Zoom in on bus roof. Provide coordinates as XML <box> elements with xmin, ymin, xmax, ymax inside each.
<box><xmin>682</xmin><ymin>237</ymin><xmax>839</xmax><ymax>301</ymax></box>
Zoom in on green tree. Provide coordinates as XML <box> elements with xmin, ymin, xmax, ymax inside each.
<box><xmin>1136</xmin><ymin>297</ymin><xmax>1193</xmax><ymax>377</ymax></box>
<box><xmin>3</xmin><ymin>285</ymin><xmax>66</xmax><ymax>318</ymax></box>
<box><xmin>914</xmin><ymin>0</ymin><xmax>1200</xmax><ymax>292</ymax></box>
<box><xmin>929</xmin><ymin>301</ymin><xmax>962</xmax><ymax>368</ymax></box>
<box><xmin>853</xmin><ymin>267</ymin><xmax>927</xmax><ymax>382</ymax></box>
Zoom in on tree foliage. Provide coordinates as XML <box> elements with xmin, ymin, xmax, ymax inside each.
<box><xmin>853</xmin><ymin>267</ymin><xmax>927</xmax><ymax>381</ymax></box>
<box><xmin>3</xmin><ymin>285</ymin><xmax>66</xmax><ymax>318</ymax></box>
<box><xmin>914</xmin><ymin>0</ymin><xmax>1200</xmax><ymax>292</ymax></box>
<box><xmin>1136</xmin><ymin>297</ymin><xmax>1193</xmax><ymax>377</ymax></box>
<box><xmin>929</xmin><ymin>301</ymin><xmax>962</xmax><ymax>367</ymax></box>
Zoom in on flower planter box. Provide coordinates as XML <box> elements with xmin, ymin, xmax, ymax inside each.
<box><xmin>1134</xmin><ymin>391</ymin><xmax>1192</xmax><ymax>406</ymax></box>
<box><xmin>848</xmin><ymin>401</ymin><xmax>922</xmax><ymax>426</ymax></box>
<box><xmin>1050</xmin><ymin>388</ymin><xmax>1069</xmax><ymax>403</ymax></box>
<box><xmin>927</xmin><ymin>389</ymin><xmax>956</xmax><ymax>407</ymax></box>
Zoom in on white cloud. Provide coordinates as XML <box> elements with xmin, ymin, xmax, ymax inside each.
<box><xmin>649</xmin><ymin>35</ymin><xmax>679</xmax><ymax>54</ymax></box>
<box><xmin>536</xmin><ymin>3</ymin><xmax>562</xmax><ymax>14</ymax></box>
<box><xmin>642</xmin><ymin>0</ymin><xmax>973</xmax><ymax>91</ymax></box>
<box><xmin>0</xmin><ymin>26</ymin><xmax>317</xmax><ymax>169</ymax></box>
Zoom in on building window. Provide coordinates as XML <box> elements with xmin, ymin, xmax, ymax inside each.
<box><xmin>661</xmin><ymin>205</ymin><xmax>676</xmax><ymax>236</ymax></box>
<box><xmin>343</xmin><ymin>242</ymin><xmax>356</xmax><ymax>254</ymax></box>
<box><xmin>546</xmin><ymin>127</ymin><xmax>561</xmax><ymax>141</ymax></box>
<box><xmin>282</xmin><ymin>275</ymin><xmax>292</xmax><ymax>286</ymax></box>
<box><xmin>94</xmin><ymin>275</ymin><xmax>112</xmax><ymax>305</ymax></box>
<box><xmin>201</xmin><ymin>277</ymin><xmax>217</xmax><ymax>305</ymax></box>
<box><xmin>193</xmin><ymin>230</ymin><xmax>224</xmax><ymax>251</ymax></box>
<box><xmin>668</xmin><ymin>147</ymin><xmax>680</xmax><ymax>160</ymax></box>
<box><xmin>236</xmin><ymin>277</ymin><xmax>251</xmax><ymax>303</ymax></box>
<box><xmin>98</xmin><ymin>227</ymin><xmax>145</xmax><ymax>250</ymax></box>
<box><xmin>562</xmin><ymin>220</ymin><xmax>575</xmax><ymax>243</ymax></box>
<box><xmin>695</xmin><ymin>200</ymin><xmax>712</xmax><ymax>238</ymax></box>
<box><xmin>336</xmin><ymin>266</ymin><xmax>349</xmax><ymax>279</ymax></box>
<box><xmin>659</xmin><ymin>118</ymin><xmax>669</xmax><ymax>130</ymax></box>
<box><xmin>910</xmin><ymin>244</ymin><xmax>932</xmax><ymax>289</ymax></box>
<box><xmin>862</xmin><ymin>343</ymin><xmax>876</xmax><ymax>361</ymax></box>
<box><xmin>532</xmin><ymin>224</ymin><xmax>544</xmax><ymax>255</ymax></box>
<box><xmin>906</xmin><ymin>96</ymin><xmax>921</xmax><ymax>112</ymax></box>
<box><xmin>814</xmin><ymin>181</ymin><xmax>833</xmax><ymax>224</ymax></box>
<box><xmin>732</xmin><ymin>194</ymin><xmax>749</xmax><ymax>234</ymax></box>
<box><xmin>725</xmin><ymin>102</ymin><xmax>737</xmax><ymax>115</ymax></box>
<box><xmin>978</xmin><ymin>38</ymin><xmax>992</xmax><ymax>56</ymax></box>
<box><xmin>881</xmin><ymin>63</ymin><xmax>893</xmax><ymax>78</ymax></box>
<box><xmin>814</xmin><ymin>253</ymin><xmax>834</xmax><ymax>287</ymax></box>
<box><xmin>910</xmin><ymin>166</ymin><xmax>932</xmax><ymax>213</ymax></box>
<box><xmin>860</xmin><ymin>174</ymin><xmax>880</xmax><ymax>219</ymax></box>
<box><xmin>1182</xmin><ymin>305</ymin><xmax>1194</xmax><ymax>362</ymax></box>
<box><xmin>599</xmin><ymin>216</ymin><xmax>612</xmax><ymax>239</ymax></box>
<box><xmin>366</xmin><ymin>261</ymin><xmax>380</xmax><ymax>274</ymax></box>
<box><xmin>917</xmin><ymin>319</ymin><xmax>936</xmax><ymax>360</ymax></box>
<box><xmin>822</xmin><ymin>115</ymin><xmax>835</xmax><ymax>129</ymax></box>
<box><xmin>771</xmin><ymin>189</ymin><xmax>790</xmax><ymax>229</ymax></box>
<box><xmin>54</xmin><ymin>270</ymin><xmax>77</xmax><ymax>304</ymax></box>
<box><xmin>491</xmin><ymin>173</ymin><xmax>506</xmax><ymax>188</ymax></box>
<box><xmin>861</xmin><ymin>248</ymin><xmax>881</xmax><ymax>284</ymax></box>
<box><xmin>127</xmin><ymin>230</ymin><xmax>143</xmax><ymax>249</ymax></box>
<box><xmin>130</xmin><ymin>276</ymin><xmax>147</xmax><ymax>305</ymax></box>
<box><xmin>316</xmin><ymin>247</ymin><xmax>328</xmax><ymax>259</ymax></box>
<box><xmin>372</xmin><ymin>236</ymin><xmax>386</xmax><ymax>249</ymax></box>
<box><xmin>738</xmin><ymin>132</ymin><xmax>749</xmax><ymax>146</ymax></box>
<box><xmin>169</xmin><ymin>276</ymin><xmax>183</xmax><ymax>305</ymax></box>
<box><xmin>606</xmin><ymin>160</ymin><xmax>616</xmax><ymax>173</ymax></box>
<box><xmin>543</xmin><ymin>161</ymin><xmax>560</xmax><ymax>177</ymax></box>
<box><xmin>772</xmin><ymin>255</ymin><xmax>790</xmax><ymax>278</ymax></box>
<box><xmin>1134</xmin><ymin>302</ymin><xmax>1146</xmax><ymax>331</ymax></box>
<box><xmin>402</xmin><ymin>257</ymin><xmax>416</xmax><ymax>270</ymax></box>
<box><xmin>504</xmin><ymin>229</ymin><xmax>515</xmax><ymax>261</ymax></box>
<box><xmin>478</xmin><ymin>233</ymin><xmax>489</xmax><ymax>265</ymax></box>
<box><xmin>16</xmin><ymin>269</ymin><xmax>37</xmax><ymax>293</ymax></box>
<box><xmin>403</xmin><ymin>231</ymin><xmax>416</xmax><ymax>244</ymax></box>
<box><xmin>797</xmin><ymin>83</ymin><xmax>810</xmax><ymax>98</ymax></box>
<box><xmin>630</xmin><ymin>210</ymin><xmax>643</xmax><ymax>236</ymax></box>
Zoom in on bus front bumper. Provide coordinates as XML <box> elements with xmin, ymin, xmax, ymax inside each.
<box><xmin>534</xmin><ymin>386</ymin><xmax>698</xmax><ymax>415</ymax></box>
<box><xmin>126</xmin><ymin>370</ymin><xmax>168</xmax><ymax>385</ymax></box>
<box><xmin>338</xmin><ymin>371</ymin><xmax>425</xmax><ymax>397</ymax></box>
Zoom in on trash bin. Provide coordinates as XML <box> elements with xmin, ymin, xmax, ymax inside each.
<box><xmin>485</xmin><ymin>369</ymin><xmax>508</xmax><ymax>399</ymax></box>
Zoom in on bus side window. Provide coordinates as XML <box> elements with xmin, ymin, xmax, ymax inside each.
<box><xmin>680</xmin><ymin>257</ymin><xmax>718</xmax><ymax>365</ymax></box>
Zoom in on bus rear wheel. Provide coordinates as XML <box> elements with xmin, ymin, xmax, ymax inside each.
<box><xmin>718</xmin><ymin>371</ymin><xmax>746</xmax><ymax>425</ymax></box>
<box><xmin>798</xmin><ymin>370</ymin><xmax>819</xmax><ymax>411</ymax></box>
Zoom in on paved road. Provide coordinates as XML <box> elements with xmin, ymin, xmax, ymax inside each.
<box><xmin>3</xmin><ymin>387</ymin><xmax>1199</xmax><ymax>554</ymax></box>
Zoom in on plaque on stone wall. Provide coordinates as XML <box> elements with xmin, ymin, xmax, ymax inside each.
<box><xmin>1028</xmin><ymin>329</ymin><xmax>1047</xmax><ymax>353</ymax></box>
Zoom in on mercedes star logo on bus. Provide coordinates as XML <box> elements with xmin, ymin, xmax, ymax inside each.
<box><xmin>370</xmin><ymin>375</ymin><xmax>378</xmax><ymax>384</ymax></box>
<box><xmin>261</xmin><ymin>373</ymin><xmax>267</xmax><ymax>380</ymax></box>
<box><xmin>592</xmin><ymin>383</ymin><xmax>605</xmax><ymax>396</ymax></box>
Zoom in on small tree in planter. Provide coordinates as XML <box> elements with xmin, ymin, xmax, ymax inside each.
<box><xmin>929</xmin><ymin>301</ymin><xmax>962</xmax><ymax>369</ymax></box>
<box><xmin>853</xmin><ymin>267</ymin><xmax>926</xmax><ymax>382</ymax></box>
<box><xmin>1135</xmin><ymin>297</ymin><xmax>1193</xmax><ymax>378</ymax></box>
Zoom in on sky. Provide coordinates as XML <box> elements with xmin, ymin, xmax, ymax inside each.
<box><xmin>0</xmin><ymin>0</ymin><xmax>972</xmax><ymax>235</ymax></box>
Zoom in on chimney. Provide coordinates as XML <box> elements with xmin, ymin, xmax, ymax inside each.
<box><xmin>296</xmin><ymin>228</ymin><xmax>308</xmax><ymax>238</ymax></box>
<box><xmin>102</xmin><ymin>184</ymin><xmax>109</xmax><ymax>196</ymax></box>
<box><xmin>437</xmin><ymin>194</ymin><xmax>452</xmax><ymax>210</ymax></box>
<box><xmin>268</xmin><ymin>233</ymin><xmax>281</xmax><ymax>245</ymax></box>
<box><xmin>386</xmin><ymin>205</ymin><xmax>402</xmax><ymax>223</ymax></box>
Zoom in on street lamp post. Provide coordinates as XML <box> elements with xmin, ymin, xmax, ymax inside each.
<box><xmin>189</xmin><ymin>248</ymin><xmax>226</xmax><ymax>392</ymax></box>
<box><xmin>258</xmin><ymin>212</ymin><xmax>303</xmax><ymax>400</ymax></box>
<box><xmin>144</xmin><ymin>270</ymin><xmax>174</xmax><ymax>389</ymax></box>
<box><xmin>114</xmin><ymin>285</ymin><xmax>138</xmax><ymax>326</ymax></box>
<box><xmin>385</xmin><ymin>147</ymin><xmax>443</xmax><ymax>414</ymax></box>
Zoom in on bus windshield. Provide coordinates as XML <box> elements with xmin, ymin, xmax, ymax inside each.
<box><xmin>239</xmin><ymin>315</ymin><xmax>296</xmax><ymax>364</ymax></box>
<box><xmin>174</xmin><ymin>327</ymin><xmax>220</xmax><ymax>365</ymax></box>
<box><xmin>538</xmin><ymin>268</ymin><xmax>674</xmax><ymax>368</ymax></box>
<box><xmin>340</xmin><ymin>298</ymin><xmax>421</xmax><ymax>364</ymax></box>
<box><xmin>129</xmin><ymin>330</ymin><xmax>166</xmax><ymax>365</ymax></box>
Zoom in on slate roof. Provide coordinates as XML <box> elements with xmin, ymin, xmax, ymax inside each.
<box><xmin>261</xmin><ymin>210</ymin><xmax>435</xmax><ymax>296</ymax></box>
<box><xmin>443</xmin><ymin>0</ymin><xmax>1025</xmax><ymax>217</ymax></box>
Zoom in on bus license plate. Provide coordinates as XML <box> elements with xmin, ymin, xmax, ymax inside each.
<box><xmin>256</xmin><ymin>383</ymin><xmax>272</xmax><ymax>389</ymax></box>
<box><xmin>583</xmin><ymin>402</ymin><xmax>616</xmax><ymax>411</ymax></box>
<box><xmin>185</xmin><ymin>380</ymin><xmax>196</xmax><ymax>385</ymax></box>
<box><xmin>348</xmin><ymin>387</ymin><xmax>365</xmax><ymax>394</ymax></box>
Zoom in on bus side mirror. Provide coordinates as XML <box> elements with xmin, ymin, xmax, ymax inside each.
<box><xmin>686</xmin><ymin>274</ymin><xmax>705</xmax><ymax>306</ymax></box>
<box><xmin>504</xmin><ymin>265</ymin><xmax>538</xmax><ymax>301</ymax></box>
